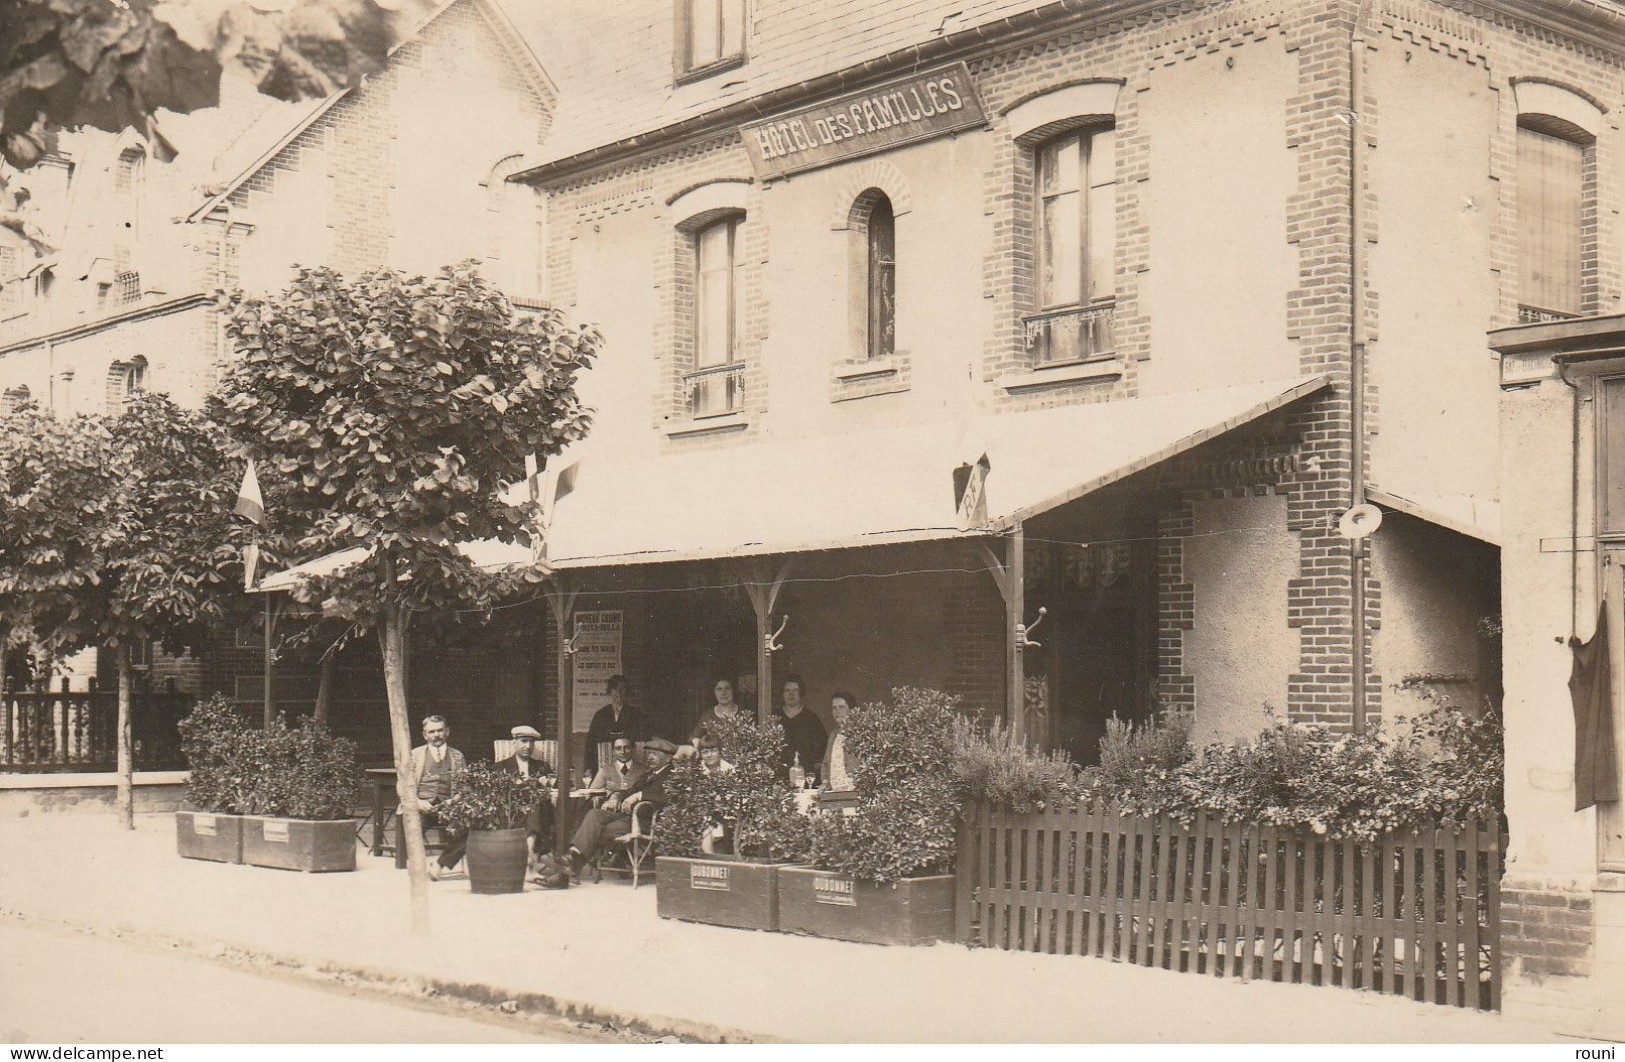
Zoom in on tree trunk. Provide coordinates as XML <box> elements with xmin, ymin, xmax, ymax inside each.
<box><xmin>115</xmin><ymin>642</ymin><xmax>134</xmax><ymax>830</ymax></box>
<box><xmin>380</xmin><ymin>603</ymin><xmax>430</xmax><ymax>934</ymax></box>
<box><xmin>314</xmin><ymin>644</ymin><xmax>336</xmax><ymax>725</ymax></box>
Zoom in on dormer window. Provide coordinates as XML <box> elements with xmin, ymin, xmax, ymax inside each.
<box><xmin>678</xmin><ymin>0</ymin><xmax>746</xmax><ymax>80</ymax></box>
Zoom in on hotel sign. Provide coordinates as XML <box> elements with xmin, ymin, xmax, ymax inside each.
<box><xmin>742</xmin><ymin>62</ymin><xmax>985</xmax><ymax>180</ymax></box>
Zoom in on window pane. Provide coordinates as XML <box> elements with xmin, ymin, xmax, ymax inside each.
<box><xmin>1602</xmin><ymin>377</ymin><xmax>1625</xmax><ymax>537</ymax></box>
<box><xmin>721</xmin><ymin>0</ymin><xmax>745</xmax><ymax>58</ymax></box>
<box><xmin>867</xmin><ymin>197</ymin><xmax>896</xmax><ymax>359</ymax></box>
<box><xmin>1518</xmin><ymin>125</ymin><xmax>1583</xmax><ymax>316</ymax></box>
<box><xmin>1087</xmin><ymin>179</ymin><xmax>1115</xmax><ymax>302</ymax></box>
<box><xmin>695</xmin><ymin>221</ymin><xmax>733</xmax><ymax>367</ymax></box>
<box><xmin>690</xmin><ymin>0</ymin><xmax>722</xmax><ymax>67</ymax></box>
<box><xmin>1040</xmin><ymin>190</ymin><xmax>1080</xmax><ymax>308</ymax></box>
<box><xmin>1039</xmin><ymin>136</ymin><xmax>1080</xmax><ymax>196</ymax></box>
<box><xmin>1086</xmin><ymin>126</ymin><xmax>1115</xmax><ymax>188</ymax></box>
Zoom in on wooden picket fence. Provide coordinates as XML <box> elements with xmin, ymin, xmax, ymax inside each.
<box><xmin>956</xmin><ymin>803</ymin><xmax>1504</xmax><ymax>1012</ymax></box>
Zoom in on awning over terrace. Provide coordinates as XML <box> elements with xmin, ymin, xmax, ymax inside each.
<box><xmin>542</xmin><ymin>374</ymin><xmax>1329</xmax><ymax>569</ymax></box>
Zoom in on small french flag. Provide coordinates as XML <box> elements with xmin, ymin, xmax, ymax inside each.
<box><xmin>234</xmin><ymin>458</ymin><xmax>266</xmax><ymax>526</ymax></box>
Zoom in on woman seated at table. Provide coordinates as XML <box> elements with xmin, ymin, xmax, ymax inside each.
<box><xmin>696</xmin><ymin>736</ymin><xmax>736</xmax><ymax>854</ymax></box>
<box><xmin>697</xmin><ymin>735</ymin><xmax>734</xmax><ymax>776</ymax></box>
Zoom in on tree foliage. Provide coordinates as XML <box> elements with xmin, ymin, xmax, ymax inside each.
<box><xmin>0</xmin><ymin>392</ymin><xmax>245</xmax><ymax>655</ymax></box>
<box><xmin>0</xmin><ymin>0</ymin><xmax>419</xmax><ymax>169</ymax></box>
<box><xmin>209</xmin><ymin>263</ymin><xmax>598</xmax><ymax>623</ymax></box>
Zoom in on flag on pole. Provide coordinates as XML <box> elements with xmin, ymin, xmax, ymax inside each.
<box><xmin>234</xmin><ymin>459</ymin><xmax>266</xmax><ymax>525</ymax></box>
<box><xmin>954</xmin><ymin>453</ymin><xmax>991</xmax><ymax>530</ymax></box>
<box><xmin>243</xmin><ymin>538</ymin><xmax>261</xmax><ymax>592</ymax></box>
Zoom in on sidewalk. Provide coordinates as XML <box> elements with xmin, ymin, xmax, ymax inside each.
<box><xmin>1</xmin><ymin>814</ymin><xmax>1564</xmax><ymax>1044</ymax></box>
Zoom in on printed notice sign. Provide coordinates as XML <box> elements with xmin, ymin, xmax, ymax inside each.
<box><xmin>194</xmin><ymin>815</ymin><xmax>217</xmax><ymax>837</ymax></box>
<box><xmin>741</xmin><ymin>62</ymin><xmax>985</xmax><ymax>181</ymax></box>
<box><xmin>263</xmin><ymin>819</ymin><xmax>290</xmax><ymax>843</ymax></box>
<box><xmin>690</xmin><ymin>864</ymin><xmax>731</xmax><ymax>892</ymax></box>
<box><xmin>571</xmin><ymin>610</ymin><xmax>623</xmax><ymax>731</ymax></box>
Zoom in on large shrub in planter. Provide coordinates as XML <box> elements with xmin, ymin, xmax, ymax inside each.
<box><xmin>806</xmin><ymin>687</ymin><xmax>962</xmax><ymax>883</ymax></box>
<box><xmin>177</xmin><ymin>695</ymin><xmax>257</xmax><ymax>815</ymax></box>
<box><xmin>246</xmin><ymin>714</ymin><xmax>360</xmax><ymax>821</ymax></box>
<box><xmin>434</xmin><ymin>761</ymin><xmax>548</xmax><ymax>831</ymax></box>
<box><xmin>660</xmin><ymin>714</ymin><xmax>810</xmax><ymax>861</ymax></box>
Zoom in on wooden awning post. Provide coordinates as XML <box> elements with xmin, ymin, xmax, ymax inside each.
<box><xmin>977</xmin><ymin>528</ymin><xmax>1027</xmax><ymax>743</ymax></box>
<box><xmin>545</xmin><ymin>579</ymin><xmax>578</xmax><ymax>856</ymax></box>
<box><xmin>741</xmin><ymin>558</ymin><xmax>795</xmax><ymax>722</ymax></box>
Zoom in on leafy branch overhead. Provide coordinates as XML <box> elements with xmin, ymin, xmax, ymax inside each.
<box><xmin>0</xmin><ymin>0</ymin><xmax>421</xmax><ymax>169</ymax></box>
<box><xmin>209</xmin><ymin>262</ymin><xmax>599</xmax><ymax>623</ymax></box>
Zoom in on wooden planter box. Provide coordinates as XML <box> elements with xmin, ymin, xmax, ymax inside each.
<box><xmin>656</xmin><ymin>856</ymin><xmax>790</xmax><ymax>931</ymax></box>
<box><xmin>776</xmin><ymin>867</ymin><xmax>955</xmax><ymax>945</ymax></box>
<box><xmin>175</xmin><ymin>811</ymin><xmax>244</xmax><ymax>864</ymax></box>
<box><xmin>242</xmin><ymin>816</ymin><xmax>357</xmax><ymax>873</ymax></box>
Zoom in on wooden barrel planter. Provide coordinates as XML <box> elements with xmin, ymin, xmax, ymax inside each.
<box><xmin>776</xmin><ymin>867</ymin><xmax>955</xmax><ymax>945</ymax></box>
<box><xmin>175</xmin><ymin>811</ymin><xmax>245</xmax><ymax>864</ymax></box>
<box><xmin>242</xmin><ymin>816</ymin><xmax>357</xmax><ymax>873</ymax></box>
<box><xmin>656</xmin><ymin>855</ymin><xmax>790</xmax><ymax>931</ymax></box>
<box><xmin>465</xmin><ymin>827</ymin><xmax>529</xmax><ymax>894</ymax></box>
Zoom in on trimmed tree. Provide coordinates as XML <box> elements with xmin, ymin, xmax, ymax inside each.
<box><xmin>0</xmin><ymin>394</ymin><xmax>247</xmax><ymax>825</ymax></box>
<box><xmin>209</xmin><ymin>263</ymin><xmax>597</xmax><ymax>932</ymax></box>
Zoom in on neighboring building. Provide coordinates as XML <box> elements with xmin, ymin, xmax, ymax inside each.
<box><xmin>0</xmin><ymin>0</ymin><xmax>558</xmax><ymax>754</ymax></box>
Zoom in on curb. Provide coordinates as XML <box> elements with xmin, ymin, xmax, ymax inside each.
<box><xmin>2</xmin><ymin>906</ymin><xmax>774</xmax><ymax>1044</ymax></box>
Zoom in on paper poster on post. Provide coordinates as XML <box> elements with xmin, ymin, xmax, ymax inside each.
<box><xmin>571</xmin><ymin>610</ymin><xmax>623</xmax><ymax>731</ymax></box>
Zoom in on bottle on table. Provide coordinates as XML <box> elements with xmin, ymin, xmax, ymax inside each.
<box><xmin>788</xmin><ymin>753</ymin><xmax>805</xmax><ymax>790</ymax></box>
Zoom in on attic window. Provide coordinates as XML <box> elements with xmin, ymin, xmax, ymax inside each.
<box><xmin>677</xmin><ymin>0</ymin><xmax>746</xmax><ymax>81</ymax></box>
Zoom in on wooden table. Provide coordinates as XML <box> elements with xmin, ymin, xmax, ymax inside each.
<box><xmin>359</xmin><ymin>768</ymin><xmax>398</xmax><ymax>858</ymax></box>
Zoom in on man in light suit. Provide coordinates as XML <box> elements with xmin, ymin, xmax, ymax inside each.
<box><xmin>588</xmin><ymin>737</ymin><xmax>645</xmax><ymax>795</ymax></box>
<box><xmin>495</xmin><ymin>724</ymin><xmax>555</xmax><ymax>865</ymax></box>
<box><xmin>401</xmin><ymin>715</ymin><xmax>467</xmax><ymax>879</ymax></box>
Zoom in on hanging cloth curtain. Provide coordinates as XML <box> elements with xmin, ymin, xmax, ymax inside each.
<box><xmin>1570</xmin><ymin>606</ymin><xmax>1621</xmax><ymax>811</ymax></box>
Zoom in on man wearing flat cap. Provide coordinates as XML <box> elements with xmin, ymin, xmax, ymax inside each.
<box><xmin>497</xmin><ymin>725</ymin><xmax>556</xmax><ymax>865</ymax></box>
<box><xmin>567</xmin><ymin>737</ymin><xmax>677</xmax><ymax>873</ymax></box>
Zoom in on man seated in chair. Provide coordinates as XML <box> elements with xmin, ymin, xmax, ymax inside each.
<box><xmin>496</xmin><ymin>725</ymin><xmax>556</xmax><ymax>868</ymax></box>
<box><xmin>589</xmin><ymin>737</ymin><xmax>645</xmax><ymax>796</ymax></box>
<box><xmin>567</xmin><ymin>737</ymin><xmax>676</xmax><ymax>874</ymax></box>
<box><xmin>401</xmin><ymin>715</ymin><xmax>468</xmax><ymax>880</ymax></box>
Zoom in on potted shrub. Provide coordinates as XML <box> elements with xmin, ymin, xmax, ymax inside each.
<box><xmin>656</xmin><ymin>714</ymin><xmax>809</xmax><ymax>931</ymax></box>
<box><xmin>778</xmin><ymin>687</ymin><xmax>961</xmax><ymax>945</ymax></box>
<box><xmin>175</xmin><ymin>695</ymin><xmax>254</xmax><ymax>864</ymax></box>
<box><xmin>240</xmin><ymin>714</ymin><xmax>361</xmax><ymax>873</ymax></box>
<box><xmin>434</xmin><ymin>760</ymin><xmax>548</xmax><ymax>894</ymax></box>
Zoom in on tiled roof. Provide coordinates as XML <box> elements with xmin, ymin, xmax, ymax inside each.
<box><xmin>504</xmin><ymin>0</ymin><xmax>1057</xmax><ymax>167</ymax></box>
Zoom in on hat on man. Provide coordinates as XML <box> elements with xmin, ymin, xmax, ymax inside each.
<box><xmin>510</xmin><ymin>725</ymin><xmax>542</xmax><ymax>740</ymax></box>
<box><xmin>644</xmin><ymin>738</ymin><xmax>678</xmax><ymax>755</ymax></box>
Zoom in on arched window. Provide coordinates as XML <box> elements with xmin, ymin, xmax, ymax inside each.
<box><xmin>864</xmin><ymin>193</ymin><xmax>896</xmax><ymax>360</ymax></box>
<box><xmin>1037</xmin><ymin>124</ymin><xmax>1115</xmax><ymax>314</ymax></box>
<box><xmin>694</xmin><ymin>215</ymin><xmax>742</xmax><ymax>372</ymax></box>
<box><xmin>1513</xmin><ymin>81</ymin><xmax>1604</xmax><ymax>323</ymax></box>
<box><xmin>106</xmin><ymin>355</ymin><xmax>147</xmax><ymax>414</ymax></box>
<box><xmin>485</xmin><ymin>155</ymin><xmax>543</xmax><ymax>301</ymax></box>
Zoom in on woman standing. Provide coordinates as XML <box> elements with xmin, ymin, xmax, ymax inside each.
<box><xmin>689</xmin><ymin>676</ymin><xmax>745</xmax><ymax>749</ymax></box>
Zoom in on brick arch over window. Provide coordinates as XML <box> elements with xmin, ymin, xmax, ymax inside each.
<box><xmin>1004</xmin><ymin>80</ymin><xmax>1124</xmax><ymax>147</ymax></box>
<box><xmin>828</xmin><ymin>161</ymin><xmax>913</xmax><ymax>230</ymax></box>
<box><xmin>1512</xmin><ymin>79</ymin><xmax>1606</xmax><ymax>141</ymax></box>
<box><xmin>668</xmin><ymin>179</ymin><xmax>752</xmax><ymax>230</ymax></box>
<box><xmin>483</xmin><ymin>154</ymin><xmax>543</xmax><ymax>299</ymax></box>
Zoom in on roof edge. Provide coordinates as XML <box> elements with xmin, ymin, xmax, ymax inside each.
<box><xmin>514</xmin><ymin>0</ymin><xmax>1179</xmax><ymax>185</ymax></box>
